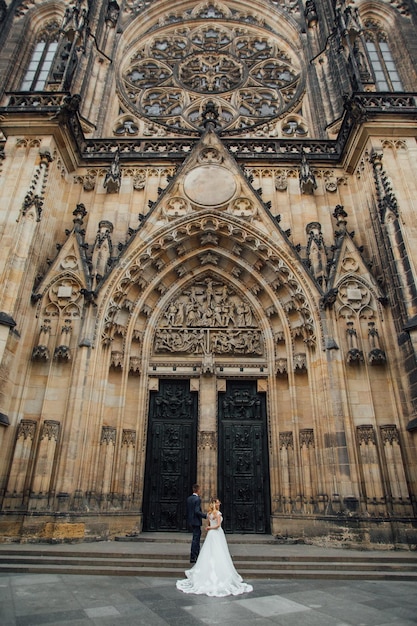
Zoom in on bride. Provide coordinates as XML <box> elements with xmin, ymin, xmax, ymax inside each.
<box><xmin>176</xmin><ymin>497</ymin><xmax>253</xmax><ymax>597</ymax></box>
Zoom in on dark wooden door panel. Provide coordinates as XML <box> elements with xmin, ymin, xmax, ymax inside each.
<box><xmin>143</xmin><ymin>380</ymin><xmax>197</xmax><ymax>531</ymax></box>
<box><xmin>219</xmin><ymin>380</ymin><xmax>270</xmax><ymax>533</ymax></box>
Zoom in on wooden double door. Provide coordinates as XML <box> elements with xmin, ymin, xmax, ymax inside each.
<box><xmin>143</xmin><ymin>379</ymin><xmax>270</xmax><ymax>533</ymax></box>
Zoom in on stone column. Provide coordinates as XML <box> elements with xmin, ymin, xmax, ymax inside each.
<box><xmin>279</xmin><ymin>431</ymin><xmax>294</xmax><ymax>514</ymax></box>
<box><xmin>30</xmin><ymin>420</ymin><xmax>60</xmax><ymax>510</ymax></box>
<box><xmin>98</xmin><ymin>426</ymin><xmax>117</xmax><ymax>509</ymax></box>
<box><xmin>356</xmin><ymin>425</ymin><xmax>385</xmax><ymax>515</ymax></box>
<box><xmin>197</xmin><ymin>373</ymin><xmax>217</xmax><ymax>506</ymax></box>
<box><xmin>300</xmin><ymin>428</ymin><xmax>315</xmax><ymax>514</ymax></box>
<box><xmin>380</xmin><ymin>425</ymin><xmax>412</xmax><ymax>515</ymax></box>
<box><xmin>3</xmin><ymin>420</ymin><xmax>38</xmax><ymax>509</ymax></box>
<box><xmin>121</xmin><ymin>429</ymin><xmax>136</xmax><ymax>507</ymax></box>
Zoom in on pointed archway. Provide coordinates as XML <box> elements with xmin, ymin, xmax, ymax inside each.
<box><xmin>91</xmin><ymin>130</ymin><xmax>321</xmax><ymax>534</ymax></box>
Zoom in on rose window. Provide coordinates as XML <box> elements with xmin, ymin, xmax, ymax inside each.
<box><xmin>120</xmin><ymin>24</ymin><xmax>303</xmax><ymax>132</ymax></box>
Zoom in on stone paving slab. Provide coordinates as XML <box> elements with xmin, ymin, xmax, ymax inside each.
<box><xmin>0</xmin><ymin>573</ymin><xmax>416</xmax><ymax>626</ymax></box>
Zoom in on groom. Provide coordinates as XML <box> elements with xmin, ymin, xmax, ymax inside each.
<box><xmin>187</xmin><ymin>483</ymin><xmax>207</xmax><ymax>563</ymax></box>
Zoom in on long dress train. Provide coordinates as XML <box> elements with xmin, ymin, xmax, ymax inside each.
<box><xmin>176</xmin><ymin>512</ymin><xmax>253</xmax><ymax>597</ymax></box>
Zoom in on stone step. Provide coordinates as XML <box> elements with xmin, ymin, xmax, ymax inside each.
<box><xmin>1</xmin><ymin>544</ymin><xmax>417</xmax><ymax>580</ymax></box>
<box><xmin>1</xmin><ymin>553</ymin><xmax>417</xmax><ymax>570</ymax></box>
<box><xmin>0</xmin><ymin>562</ymin><xmax>416</xmax><ymax>581</ymax></box>
<box><xmin>115</xmin><ymin>533</ymin><xmax>278</xmax><ymax>544</ymax></box>
<box><xmin>1</xmin><ymin>547</ymin><xmax>416</xmax><ymax>564</ymax></box>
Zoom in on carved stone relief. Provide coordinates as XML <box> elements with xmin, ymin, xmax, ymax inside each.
<box><xmin>154</xmin><ymin>278</ymin><xmax>263</xmax><ymax>357</ymax></box>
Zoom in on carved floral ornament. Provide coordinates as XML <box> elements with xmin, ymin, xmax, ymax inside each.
<box><xmin>119</xmin><ymin>21</ymin><xmax>303</xmax><ymax>132</ymax></box>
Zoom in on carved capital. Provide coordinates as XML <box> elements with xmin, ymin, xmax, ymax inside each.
<box><xmin>129</xmin><ymin>356</ymin><xmax>141</xmax><ymax>374</ymax></box>
<box><xmin>276</xmin><ymin>358</ymin><xmax>288</xmax><ymax>375</ymax></box>
<box><xmin>198</xmin><ymin>431</ymin><xmax>217</xmax><ymax>450</ymax></box>
<box><xmin>380</xmin><ymin>425</ymin><xmax>399</xmax><ymax>446</ymax></box>
<box><xmin>279</xmin><ymin>431</ymin><xmax>294</xmax><ymax>450</ymax></box>
<box><xmin>293</xmin><ymin>352</ymin><xmax>307</xmax><ymax>372</ymax></box>
<box><xmin>41</xmin><ymin>420</ymin><xmax>60</xmax><ymax>442</ymax></box>
<box><xmin>32</xmin><ymin>345</ymin><xmax>50</xmax><ymax>361</ymax></box>
<box><xmin>122</xmin><ymin>429</ymin><xmax>136</xmax><ymax>447</ymax></box>
<box><xmin>101</xmin><ymin>426</ymin><xmax>117</xmax><ymax>445</ymax></box>
<box><xmin>300</xmin><ymin>428</ymin><xmax>314</xmax><ymax>448</ymax></box>
<box><xmin>111</xmin><ymin>351</ymin><xmax>124</xmax><ymax>369</ymax></box>
<box><xmin>17</xmin><ymin>419</ymin><xmax>37</xmax><ymax>441</ymax></box>
<box><xmin>357</xmin><ymin>425</ymin><xmax>376</xmax><ymax>446</ymax></box>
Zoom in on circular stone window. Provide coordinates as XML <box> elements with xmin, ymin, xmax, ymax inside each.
<box><xmin>183</xmin><ymin>165</ymin><xmax>237</xmax><ymax>206</ymax></box>
<box><xmin>119</xmin><ymin>22</ymin><xmax>303</xmax><ymax>133</ymax></box>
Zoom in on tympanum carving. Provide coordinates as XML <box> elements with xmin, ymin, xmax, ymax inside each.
<box><xmin>154</xmin><ymin>278</ymin><xmax>263</xmax><ymax>356</ymax></box>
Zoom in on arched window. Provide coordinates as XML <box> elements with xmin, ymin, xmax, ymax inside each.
<box><xmin>364</xmin><ymin>20</ymin><xmax>403</xmax><ymax>92</ymax></box>
<box><xmin>20</xmin><ymin>22</ymin><xmax>71</xmax><ymax>92</ymax></box>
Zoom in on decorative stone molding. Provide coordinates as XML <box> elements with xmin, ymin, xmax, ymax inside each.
<box><xmin>121</xmin><ymin>429</ymin><xmax>136</xmax><ymax>447</ymax></box>
<box><xmin>306</xmin><ymin>222</ymin><xmax>328</xmax><ymax>287</ymax></box>
<box><xmin>198</xmin><ymin>431</ymin><xmax>217</xmax><ymax>450</ymax></box>
<box><xmin>275</xmin><ymin>358</ymin><xmax>288</xmax><ymax>375</ymax></box>
<box><xmin>110</xmin><ymin>351</ymin><xmax>123</xmax><ymax>369</ymax></box>
<box><xmin>346</xmin><ymin>322</ymin><xmax>364</xmax><ymax>365</ymax></box>
<box><xmin>202</xmin><ymin>352</ymin><xmax>215</xmax><ymax>375</ymax></box>
<box><xmin>32</xmin><ymin>345</ymin><xmax>50</xmax><ymax>362</ymax></box>
<box><xmin>293</xmin><ymin>352</ymin><xmax>307</xmax><ymax>371</ymax></box>
<box><xmin>370</xmin><ymin>151</ymin><xmax>399</xmax><ymax>221</ymax></box>
<box><xmin>17</xmin><ymin>420</ymin><xmax>37</xmax><ymax>441</ymax></box>
<box><xmin>40</xmin><ymin>420</ymin><xmax>60</xmax><ymax>442</ymax></box>
<box><xmin>92</xmin><ymin>221</ymin><xmax>113</xmax><ymax>283</ymax></box>
<box><xmin>279</xmin><ymin>431</ymin><xmax>294</xmax><ymax>450</ymax></box>
<box><xmin>71</xmin><ymin>168</ymin><xmax>96</xmax><ymax>193</ymax></box>
<box><xmin>54</xmin><ymin>345</ymin><xmax>71</xmax><ymax>361</ymax></box>
<box><xmin>299</xmin><ymin>152</ymin><xmax>317</xmax><ymax>194</ymax></box>
<box><xmin>274</xmin><ymin>172</ymin><xmax>288</xmax><ymax>191</ymax></box>
<box><xmin>129</xmin><ymin>356</ymin><xmax>141</xmax><ymax>374</ymax></box>
<box><xmin>162</xmin><ymin>197</ymin><xmax>190</xmax><ymax>219</ymax></box>
<box><xmin>368</xmin><ymin>322</ymin><xmax>386</xmax><ymax>365</ymax></box>
<box><xmin>133</xmin><ymin>172</ymin><xmax>146</xmax><ymax>190</ymax></box>
<box><xmin>103</xmin><ymin>150</ymin><xmax>121</xmax><ymax>194</ymax></box>
<box><xmin>347</xmin><ymin>347</ymin><xmax>364</xmax><ymax>364</ymax></box>
<box><xmin>380</xmin><ymin>425</ymin><xmax>400</xmax><ymax>445</ymax></box>
<box><xmin>54</xmin><ymin>319</ymin><xmax>73</xmax><ymax>362</ymax></box>
<box><xmin>100</xmin><ymin>426</ymin><xmax>117</xmax><ymax>445</ymax></box>
<box><xmin>357</xmin><ymin>425</ymin><xmax>376</xmax><ymax>446</ymax></box>
<box><xmin>339</xmin><ymin>280</ymin><xmax>371</xmax><ymax>311</ymax></box>
<box><xmin>300</xmin><ymin>428</ymin><xmax>315</xmax><ymax>448</ymax></box>
<box><xmin>19</xmin><ymin>149</ymin><xmax>53</xmax><ymax>222</ymax></box>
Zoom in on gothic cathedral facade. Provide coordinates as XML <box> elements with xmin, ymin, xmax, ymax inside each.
<box><xmin>0</xmin><ymin>0</ymin><xmax>417</xmax><ymax>547</ymax></box>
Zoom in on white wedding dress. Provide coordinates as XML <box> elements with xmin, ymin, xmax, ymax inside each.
<box><xmin>176</xmin><ymin>512</ymin><xmax>253</xmax><ymax>597</ymax></box>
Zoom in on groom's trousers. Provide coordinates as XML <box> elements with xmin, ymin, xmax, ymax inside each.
<box><xmin>190</xmin><ymin>525</ymin><xmax>201</xmax><ymax>562</ymax></box>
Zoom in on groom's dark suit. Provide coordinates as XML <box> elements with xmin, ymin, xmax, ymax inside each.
<box><xmin>187</xmin><ymin>492</ymin><xmax>206</xmax><ymax>562</ymax></box>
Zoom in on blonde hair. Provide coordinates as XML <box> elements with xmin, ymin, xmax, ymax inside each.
<box><xmin>207</xmin><ymin>497</ymin><xmax>219</xmax><ymax>515</ymax></box>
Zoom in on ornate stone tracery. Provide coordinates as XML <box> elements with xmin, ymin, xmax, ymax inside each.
<box><xmin>120</xmin><ymin>22</ymin><xmax>302</xmax><ymax>132</ymax></box>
